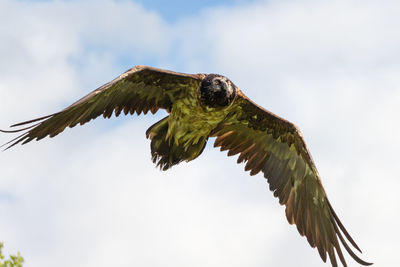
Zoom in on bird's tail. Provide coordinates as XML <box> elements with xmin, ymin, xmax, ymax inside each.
<box><xmin>146</xmin><ymin>116</ymin><xmax>208</xmax><ymax>170</ymax></box>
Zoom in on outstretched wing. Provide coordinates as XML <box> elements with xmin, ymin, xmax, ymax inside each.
<box><xmin>1</xmin><ymin>65</ymin><xmax>203</xmax><ymax>149</ymax></box>
<box><xmin>210</xmin><ymin>93</ymin><xmax>371</xmax><ymax>267</ymax></box>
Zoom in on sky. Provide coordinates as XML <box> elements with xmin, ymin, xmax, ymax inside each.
<box><xmin>0</xmin><ymin>0</ymin><xmax>399</xmax><ymax>266</ymax></box>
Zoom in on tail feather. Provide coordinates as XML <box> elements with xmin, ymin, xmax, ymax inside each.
<box><xmin>146</xmin><ymin>116</ymin><xmax>208</xmax><ymax>170</ymax></box>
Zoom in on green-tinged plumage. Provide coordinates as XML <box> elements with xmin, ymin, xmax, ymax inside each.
<box><xmin>1</xmin><ymin>65</ymin><xmax>371</xmax><ymax>267</ymax></box>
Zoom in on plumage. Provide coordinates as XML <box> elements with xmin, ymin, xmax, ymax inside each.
<box><xmin>1</xmin><ymin>65</ymin><xmax>371</xmax><ymax>267</ymax></box>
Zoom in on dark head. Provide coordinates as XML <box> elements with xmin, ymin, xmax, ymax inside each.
<box><xmin>200</xmin><ymin>74</ymin><xmax>237</xmax><ymax>108</ymax></box>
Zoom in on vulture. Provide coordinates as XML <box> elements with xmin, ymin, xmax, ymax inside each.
<box><xmin>1</xmin><ymin>65</ymin><xmax>372</xmax><ymax>267</ymax></box>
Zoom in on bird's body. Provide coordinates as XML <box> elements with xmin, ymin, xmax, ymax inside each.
<box><xmin>1</xmin><ymin>65</ymin><xmax>371</xmax><ymax>267</ymax></box>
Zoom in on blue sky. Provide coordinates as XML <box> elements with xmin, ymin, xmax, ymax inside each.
<box><xmin>1</xmin><ymin>0</ymin><xmax>400</xmax><ymax>266</ymax></box>
<box><xmin>135</xmin><ymin>0</ymin><xmax>252</xmax><ymax>21</ymax></box>
<box><xmin>26</xmin><ymin>0</ymin><xmax>253</xmax><ymax>21</ymax></box>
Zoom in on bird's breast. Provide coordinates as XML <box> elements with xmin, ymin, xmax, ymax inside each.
<box><xmin>167</xmin><ymin>94</ymin><xmax>232</xmax><ymax>146</ymax></box>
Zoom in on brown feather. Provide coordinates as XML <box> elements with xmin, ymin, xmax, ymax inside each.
<box><xmin>2</xmin><ymin>66</ymin><xmax>371</xmax><ymax>267</ymax></box>
<box><xmin>237</xmin><ymin>143</ymin><xmax>256</xmax><ymax>163</ymax></box>
<box><xmin>2</xmin><ymin>65</ymin><xmax>202</xmax><ymax>149</ymax></box>
<box><xmin>212</xmin><ymin>93</ymin><xmax>371</xmax><ymax>267</ymax></box>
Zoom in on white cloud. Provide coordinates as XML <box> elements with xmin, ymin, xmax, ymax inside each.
<box><xmin>1</xmin><ymin>0</ymin><xmax>399</xmax><ymax>266</ymax></box>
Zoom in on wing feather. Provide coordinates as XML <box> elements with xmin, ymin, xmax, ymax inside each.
<box><xmin>211</xmin><ymin>93</ymin><xmax>372</xmax><ymax>267</ymax></box>
<box><xmin>1</xmin><ymin>65</ymin><xmax>203</xmax><ymax>149</ymax></box>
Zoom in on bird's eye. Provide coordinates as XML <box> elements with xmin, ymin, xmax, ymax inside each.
<box><xmin>212</xmin><ymin>79</ymin><xmax>223</xmax><ymax>88</ymax></box>
<box><xmin>212</xmin><ymin>78</ymin><xmax>230</xmax><ymax>93</ymax></box>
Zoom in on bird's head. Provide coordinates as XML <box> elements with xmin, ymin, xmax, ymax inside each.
<box><xmin>200</xmin><ymin>74</ymin><xmax>237</xmax><ymax>108</ymax></box>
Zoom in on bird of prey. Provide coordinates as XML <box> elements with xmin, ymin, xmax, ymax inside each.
<box><xmin>1</xmin><ymin>65</ymin><xmax>371</xmax><ymax>267</ymax></box>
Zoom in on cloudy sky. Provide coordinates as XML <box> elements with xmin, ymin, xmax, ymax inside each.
<box><xmin>0</xmin><ymin>0</ymin><xmax>399</xmax><ymax>266</ymax></box>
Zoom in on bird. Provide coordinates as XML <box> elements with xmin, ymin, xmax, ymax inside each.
<box><xmin>1</xmin><ymin>65</ymin><xmax>371</xmax><ymax>267</ymax></box>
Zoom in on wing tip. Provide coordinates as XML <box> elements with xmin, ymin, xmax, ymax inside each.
<box><xmin>1</xmin><ymin>115</ymin><xmax>54</xmax><ymax>150</ymax></box>
<box><xmin>9</xmin><ymin>113</ymin><xmax>56</xmax><ymax>128</ymax></box>
<box><xmin>1</xmin><ymin>132</ymin><xmax>30</xmax><ymax>151</ymax></box>
<box><xmin>327</xmin><ymin>198</ymin><xmax>373</xmax><ymax>266</ymax></box>
<box><xmin>327</xmin><ymin>199</ymin><xmax>363</xmax><ymax>252</ymax></box>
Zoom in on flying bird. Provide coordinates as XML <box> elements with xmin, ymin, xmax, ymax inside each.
<box><xmin>1</xmin><ymin>65</ymin><xmax>371</xmax><ymax>267</ymax></box>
